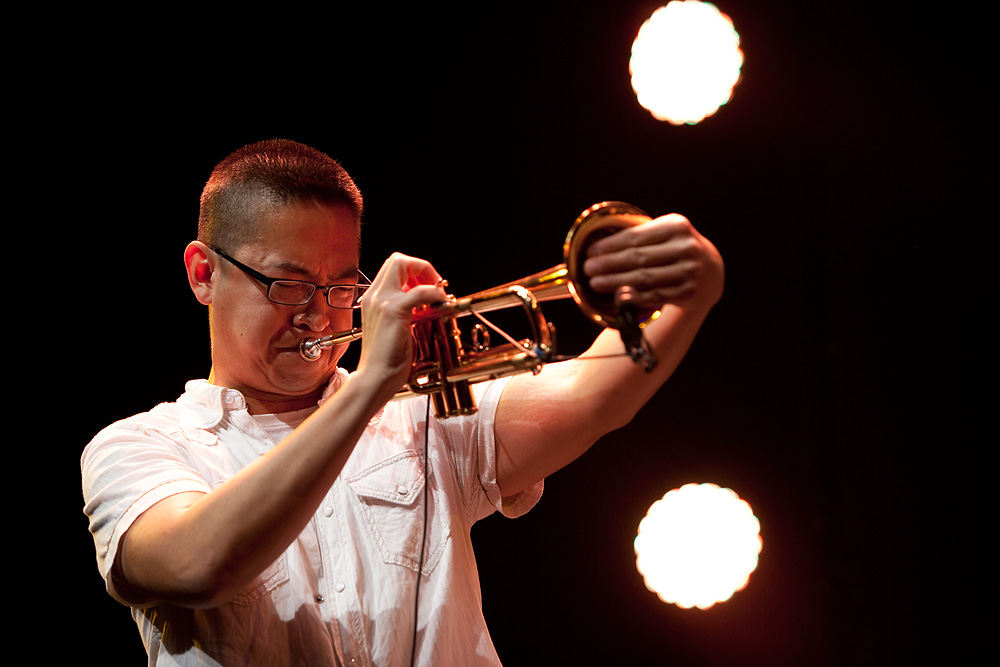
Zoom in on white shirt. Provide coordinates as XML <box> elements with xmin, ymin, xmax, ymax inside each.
<box><xmin>82</xmin><ymin>373</ymin><xmax>542</xmax><ymax>666</ymax></box>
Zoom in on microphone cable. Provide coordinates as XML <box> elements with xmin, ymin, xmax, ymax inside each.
<box><xmin>409</xmin><ymin>390</ymin><xmax>432</xmax><ymax>667</ymax></box>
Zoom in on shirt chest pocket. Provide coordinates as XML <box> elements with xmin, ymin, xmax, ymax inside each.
<box><xmin>345</xmin><ymin>450</ymin><xmax>451</xmax><ymax>574</ymax></box>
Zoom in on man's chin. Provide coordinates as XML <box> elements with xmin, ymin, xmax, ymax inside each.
<box><xmin>274</xmin><ymin>367</ymin><xmax>336</xmax><ymax>395</ymax></box>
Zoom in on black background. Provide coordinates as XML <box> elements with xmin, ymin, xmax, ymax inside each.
<box><xmin>46</xmin><ymin>2</ymin><xmax>985</xmax><ymax>664</ymax></box>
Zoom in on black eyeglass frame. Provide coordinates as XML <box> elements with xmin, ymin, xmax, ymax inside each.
<box><xmin>206</xmin><ymin>244</ymin><xmax>371</xmax><ymax>309</ymax></box>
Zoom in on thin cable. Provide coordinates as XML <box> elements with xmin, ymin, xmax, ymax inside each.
<box><xmin>410</xmin><ymin>385</ymin><xmax>432</xmax><ymax>667</ymax></box>
<box><xmin>405</xmin><ymin>313</ymin><xmax>634</xmax><ymax>665</ymax></box>
<box><xmin>469</xmin><ymin>311</ymin><xmax>636</xmax><ymax>364</ymax></box>
<box><xmin>545</xmin><ymin>353</ymin><xmax>636</xmax><ymax>363</ymax></box>
<box><xmin>470</xmin><ymin>311</ymin><xmax>538</xmax><ymax>357</ymax></box>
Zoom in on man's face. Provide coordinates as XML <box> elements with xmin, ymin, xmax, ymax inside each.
<box><xmin>206</xmin><ymin>201</ymin><xmax>360</xmax><ymax>409</ymax></box>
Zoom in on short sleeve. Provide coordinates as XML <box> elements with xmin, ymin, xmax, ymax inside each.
<box><xmin>474</xmin><ymin>377</ymin><xmax>544</xmax><ymax>518</ymax></box>
<box><xmin>425</xmin><ymin>377</ymin><xmax>543</xmax><ymax>524</ymax></box>
<box><xmin>81</xmin><ymin>419</ymin><xmax>213</xmax><ymax>604</ymax></box>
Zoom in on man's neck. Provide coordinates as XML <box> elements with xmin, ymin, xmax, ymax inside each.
<box><xmin>242</xmin><ymin>391</ymin><xmax>323</xmax><ymax>416</ymax></box>
<box><xmin>207</xmin><ymin>368</ymin><xmax>324</xmax><ymax>415</ymax></box>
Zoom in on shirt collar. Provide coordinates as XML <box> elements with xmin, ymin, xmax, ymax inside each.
<box><xmin>178</xmin><ymin>369</ymin><xmax>350</xmax><ymax>428</ymax></box>
<box><xmin>178</xmin><ymin>380</ymin><xmax>246</xmax><ymax>429</ymax></box>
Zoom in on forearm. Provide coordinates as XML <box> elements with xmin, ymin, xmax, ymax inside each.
<box><xmin>577</xmin><ymin>300</ymin><xmax>715</xmax><ymax>427</ymax></box>
<box><xmin>120</xmin><ymin>369</ymin><xmax>389</xmax><ymax>607</ymax></box>
<box><xmin>495</xmin><ymin>300</ymin><xmax>713</xmax><ymax>497</ymax></box>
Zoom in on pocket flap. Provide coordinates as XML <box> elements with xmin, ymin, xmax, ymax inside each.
<box><xmin>345</xmin><ymin>450</ymin><xmax>425</xmax><ymax>506</ymax></box>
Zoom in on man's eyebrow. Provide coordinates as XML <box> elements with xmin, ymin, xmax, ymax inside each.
<box><xmin>270</xmin><ymin>260</ymin><xmax>358</xmax><ymax>283</ymax></box>
<box><xmin>270</xmin><ymin>260</ymin><xmax>312</xmax><ymax>277</ymax></box>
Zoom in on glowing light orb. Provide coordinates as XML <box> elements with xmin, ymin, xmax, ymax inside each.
<box><xmin>629</xmin><ymin>1</ymin><xmax>744</xmax><ymax>125</ymax></box>
<box><xmin>634</xmin><ymin>483</ymin><xmax>761</xmax><ymax>609</ymax></box>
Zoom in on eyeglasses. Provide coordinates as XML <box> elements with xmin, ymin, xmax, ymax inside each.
<box><xmin>207</xmin><ymin>244</ymin><xmax>371</xmax><ymax>309</ymax></box>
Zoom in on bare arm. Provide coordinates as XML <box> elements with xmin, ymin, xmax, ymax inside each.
<box><xmin>117</xmin><ymin>253</ymin><xmax>446</xmax><ymax>608</ymax></box>
<box><xmin>494</xmin><ymin>213</ymin><xmax>724</xmax><ymax>498</ymax></box>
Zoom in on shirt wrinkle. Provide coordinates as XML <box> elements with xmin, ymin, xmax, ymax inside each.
<box><xmin>82</xmin><ymin>373</ymin><xmax>541</xmax><ymax>666</ymax></box>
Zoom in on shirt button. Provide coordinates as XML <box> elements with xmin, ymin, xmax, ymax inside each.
<box><xmin>323</xmin><ymin>506</ymin><xmax>333</xmax><ymax>517</ymax></box>
<box><xmin>335</xmin><ymin>581</ymin><xmax>346</xmax><ymax>592</ymax></box>
<box><xmin>315</xmin><ymin>594</ymin><xmax>325</xmax><ymax>603</ymax></box>
<box><xmin>396</xmin><ymin>485</ymin><xmax>408</xmax><ymax>495</ymax></box>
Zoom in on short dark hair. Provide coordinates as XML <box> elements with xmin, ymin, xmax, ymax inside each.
<box><xmin>198</xmin><ymin>139</ymin><xmax>363</xmax><ymax>251</ymax></box>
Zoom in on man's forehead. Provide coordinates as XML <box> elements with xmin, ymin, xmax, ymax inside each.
<box><xmin>253</xmin><ymin>200</ymin><xmax>359</xmax><ymax>241</ymax></box>
<box><xmin>263</xmin><ymin>198</ymin><xmax>360</xmax><ymax>223</ymax></box>
<box><xmin>266</xmin><ymin>255</ymin><xmax>359</xmax><ymax>281</ymax></box>
<box><xmin>245</xmin><ymin>241</ymin><xmax>359</xmax><ymax>283</ymax></box>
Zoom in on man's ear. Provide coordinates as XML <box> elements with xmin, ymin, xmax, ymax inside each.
<box><xmin>184</xmin><ymin>241</ymin><xmax>216</xmax><ymax>305</ymax></box>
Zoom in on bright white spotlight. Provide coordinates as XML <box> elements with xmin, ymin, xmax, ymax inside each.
<box><xmin>634</xmin><ymin>483</ymin><xmax>761</xmax><ymax>609</ymax></box>
<box><xmin>629</xmin><ymin>1</ymin><xmax>744</xmax><ymax>125</ymax></box>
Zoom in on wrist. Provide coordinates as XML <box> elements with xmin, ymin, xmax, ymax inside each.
<box><xmin>342</xmin><ymin>364</ymin><xmax>406</xmax><ymax>414</ymax></box>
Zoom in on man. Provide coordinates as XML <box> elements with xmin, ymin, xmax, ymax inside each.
<box><xmin>83</xmin><ymin>139</ymin><xmax>724</xmax><ymax>665</ymax></box>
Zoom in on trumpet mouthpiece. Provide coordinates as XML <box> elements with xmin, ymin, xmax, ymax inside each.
<box><xmin>299</xmin><ymin>339</ymin><xmax>323</xmax><ymax>361</ymax></box>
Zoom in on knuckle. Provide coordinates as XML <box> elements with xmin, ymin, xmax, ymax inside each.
<box><xmin>631</xmin><ymin>247</ymin><xmax>648</xmax><ymax>268</ymax></box>
<box><xmin>634</xmin><ymin>266</ymin><xmax>655</xmax><ymax>287</ymax></box>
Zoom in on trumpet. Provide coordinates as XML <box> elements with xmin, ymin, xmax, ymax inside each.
<box><xmin>300</xmin><ymin>201</ymin><xmax>660</xmax><ymax>418</ymax></box>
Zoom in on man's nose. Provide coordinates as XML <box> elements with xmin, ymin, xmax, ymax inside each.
<box><xmin>293</xmin><ymin>292</ymin><xmax>331</xmax><ymax>332</ymax></box>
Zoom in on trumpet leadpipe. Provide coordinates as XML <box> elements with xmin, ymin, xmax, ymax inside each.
<box><xmin>299</xmin><ymin>328</ymin><xmax>363</xmax><ymax>361</ymax></box>
<box><xmin>298</xmin><ymin>267</ymin><xmax>571</xmax><ymax>362</ymax></box>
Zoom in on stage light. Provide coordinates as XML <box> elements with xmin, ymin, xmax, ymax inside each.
<box><xmin>629</xmin><ymin>1</ymin><xmax>743</xmax><ymax>125</ymax></box>
<box><xmin>634</xmin><ymin>482</ymin><xmax>761</xmax><ymax>609</ymax></box>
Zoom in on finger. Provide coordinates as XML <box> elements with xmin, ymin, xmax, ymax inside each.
<box><xmin>400</xmin><ymin>262</ymin><xmax>443</xmax><ymax>292</ymax></box>
<box><xmin>372</xmin><ymin>253</ymin><xmax>443</xmax><ymax>291</ymax></box>
<box><xmin>583</xmin><ymin>237</ymin><xmax>696</xmax><ymax>278</ymax></box>
<box><xmin>588</xmin><ymin>259</ymin><xmax>699</xmax><ymax>294</ymax></box>
<box><xmin>397</xmin><ymin>283</ymin><xmax>450</xmax><ymax>311</ymax></box>
<box><xmin>364</xmin><ymin>253</ymin><xmax>449</xmax><ymax>318</ymax></box>
<box><xmin>629</xmin><ymin>283</ymin><xmax>697</xmax><ymax>307</ymax></box>
<box><xmin>585</xmin><ymin>214</ymin><xmax>691</xmax><ymax>258</ymax></box>
<box><xmin>583</xmin><ymin>216</ymin><xmax>697</xmax><ymax>278</ymax></box>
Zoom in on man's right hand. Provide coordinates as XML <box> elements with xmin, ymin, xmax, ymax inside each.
<box><xmin>355</xmin><ymin>252</ymin><xmax>449</xmax><ymax>404</ymax></box>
